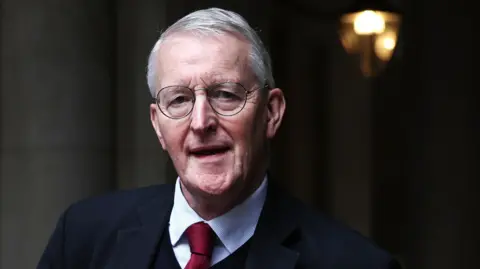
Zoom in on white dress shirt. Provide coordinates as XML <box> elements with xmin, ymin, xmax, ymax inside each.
<box><xmin>168</xmin><ymin>176</ymin><xmax>268</xmax><ymax>268</ymax></box>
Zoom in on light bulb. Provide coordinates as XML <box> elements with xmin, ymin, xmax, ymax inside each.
<box><xmin>353</xmin><ymin>10</ymin><xmax>385</xmax><ymax>35</ymax></box>
<box><xmin>375</xmin><ymin>31</ymin><xmax>397</xmax><ymax>61</ymax></box>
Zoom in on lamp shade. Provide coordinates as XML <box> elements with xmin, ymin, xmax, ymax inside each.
<box><xmin>338</xmin><ymin>0</ymin><xmax>402</xmax><ymax>76</ymax></box>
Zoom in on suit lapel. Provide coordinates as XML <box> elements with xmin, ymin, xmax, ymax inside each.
<box><xmin>104</xmin><ymin>185</ymin><xmax>174</xmax><ymax>269</ymax></box>
<box><xmin>245</xmin><ymin>183</ymin><xmax>300</xmax><ymax>269</ymax></box>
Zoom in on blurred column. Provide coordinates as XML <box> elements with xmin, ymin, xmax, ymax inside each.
<box><xmin>268</xmin><ymin>6</ymin><xmax>335</xmax><ymax>215</ymax></box>
<box><xmin>402</xmin><ymin>1</ymin><xmax>478</xmax><ymax>268</ymax></box>
<box><xmin>373</xmin><ymin>0</ymin><xmax>478</xmax><ymax>268</ymax></box>
<box><xmin>329</xmin><ymin>35</ymin><xmax>374</xmax><ymax>238</ymax></box>
<box><xmin>0</xmin><ymin>1</ymin><xmax>115</xmax><ymax>268</ymax></box>
<box><xmin>116</xmin><ymin>0</ymin><xmax>170</xmax><ymax>189</ymax></box>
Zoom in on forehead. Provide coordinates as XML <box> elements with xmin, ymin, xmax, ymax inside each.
<box><xmin>155</xmin><ymin>32</ymin><xmax>252</xmax><ymax>86</ymax></box>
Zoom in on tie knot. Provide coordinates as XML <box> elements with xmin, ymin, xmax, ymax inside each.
<box><xmin>186</xmin><ymin>222</ymin><xmax>214</xmax><ymax>257</ymax></box>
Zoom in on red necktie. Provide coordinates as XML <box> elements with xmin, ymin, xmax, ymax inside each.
<box><xmin>185</xmin><ymin>222</ymin><xmax>214</xmax><ymax>269</ymax></box>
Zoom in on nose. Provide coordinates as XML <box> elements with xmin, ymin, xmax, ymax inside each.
<box><xmin>190</xmin><ymin>95</ymin><xmax>218</xmax><ymax>135</ymax></box>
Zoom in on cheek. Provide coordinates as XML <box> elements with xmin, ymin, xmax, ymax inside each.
<box><xmin>160</xmin><ymin>122</ymin><xmax>189</xmax><ymax>156</ymax></box>
<box><xmin>224</xmin><ymin>110</ymin><xmax>265</xmax><ymax>158</ymax></box>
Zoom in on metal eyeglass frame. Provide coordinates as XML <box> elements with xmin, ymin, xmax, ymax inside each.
<box><xmin>153</xmin><ymin>82</ymin><xmax>270</xmax><ymax>119</ymax></box>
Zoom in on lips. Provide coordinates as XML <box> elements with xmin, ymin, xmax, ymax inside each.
<box><xmin>189</xmin><ymin>145</ymin><xmax>231</xmax><ymax>157</ymax></box>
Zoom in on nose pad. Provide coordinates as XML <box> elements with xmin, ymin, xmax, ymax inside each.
<box><xmin>189</xmin><ymin>96</ymin><xmax>217</xmax><ymax>134</ymax></box>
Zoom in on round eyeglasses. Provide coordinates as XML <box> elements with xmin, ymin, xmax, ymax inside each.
<box><xmin>153</xmin><ymin>82</ymin><xmax>268</xmax><ymax>119</ymax></box>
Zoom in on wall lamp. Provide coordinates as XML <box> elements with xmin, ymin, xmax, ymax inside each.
<box><xmin>339</xmin><ymin>0</ymin><xmax>402</xmax><ymax>77</ymax></box>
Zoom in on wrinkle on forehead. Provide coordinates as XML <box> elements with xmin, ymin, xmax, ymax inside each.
<box><xmin>155</xmin><ymin>32</ymin><xmax>255</xmax><ymax>88</ymax></box>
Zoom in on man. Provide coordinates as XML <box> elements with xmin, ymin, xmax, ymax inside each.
<box><xmin>38</xmin><ymin>7</ymin><xmax>400</xmax><ymax>269</ymax></box>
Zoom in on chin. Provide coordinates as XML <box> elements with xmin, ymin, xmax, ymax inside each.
<box><xmin>187</xmin><ymin>170</ymin><xmax>238</xmax><ymax>196</ymax></box>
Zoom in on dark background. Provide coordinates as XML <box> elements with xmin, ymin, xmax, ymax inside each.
<box><xmin>0</xmin><ymin>0</ymin><xmax>477</xmax><ymax>268</ymax></box>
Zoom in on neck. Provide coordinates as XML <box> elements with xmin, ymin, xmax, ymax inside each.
<box><xmin>181</xmin><ymin>170</ymin><xmax>266</xmax><ymax>220</ymax></box>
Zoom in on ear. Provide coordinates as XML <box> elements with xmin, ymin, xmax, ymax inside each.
<box><xmin>265</xmin><ymin>88</ymin><xmax>286</xmax><ymax>139</ymax></box>
<box><xmin>150</xmin><ymin>103</ymin><xmax>166</xmax><ymax>150</ymax></box>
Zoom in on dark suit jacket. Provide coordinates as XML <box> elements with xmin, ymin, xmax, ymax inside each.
<box><xmin>37</xmin><ymin>183</ymin><xmax>401</xmax><ymax>269</ymax></box>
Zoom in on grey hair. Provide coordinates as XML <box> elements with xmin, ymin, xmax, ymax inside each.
<box><xmin>146</xmin><ymin>7</ymin><xmax>275</xmax><ymax>97</ymax></box>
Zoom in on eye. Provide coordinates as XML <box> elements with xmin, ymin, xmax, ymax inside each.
<box><xmin>168</xmin><ymin>94</ymin><xmax>193</xmax><ymax>106</ymax></box>
<box><xmin>170</xmin><ymin>95</ymin><xmax>189</xmax><ymax>104</ymax></box>
<box><xmin>210</xmin><ymin>90</ymin><xmax>239</xmax><ymax>100</ymax></box>
<box><xmin>209</xmin><ymin>84</ymin><xmax>244</xmax><ymax>101</ymax></box>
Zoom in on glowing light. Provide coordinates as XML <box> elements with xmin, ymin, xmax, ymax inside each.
<box><xmin>375</xmin><ymin>31</ymin><xmax>397</xmax><ymax>61</ymax></box>
<box><xmin>353</xmin><ymin>10</ymin><xmax>385</xmax><ymax>35</ymax></box>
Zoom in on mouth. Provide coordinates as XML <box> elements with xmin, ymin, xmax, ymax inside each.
<box><xmin>189</xmin><ymin>145</ymin><xmax>231</xmax><ymax>158</ymax></box>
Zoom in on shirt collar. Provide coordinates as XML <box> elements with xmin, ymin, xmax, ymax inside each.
<box><xmin>169</xmin><ymin>176</ymin><xmax>268</xmax><ymax>253</ymax></box>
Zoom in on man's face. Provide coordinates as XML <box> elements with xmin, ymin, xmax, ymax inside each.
<box><xmin>150</xmin><ymin>33</ymin><xmax>284</xmax><ymax>198</ymax></box>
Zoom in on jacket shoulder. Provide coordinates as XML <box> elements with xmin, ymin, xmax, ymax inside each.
<box><xmin>64</xmin><ymin>184</ymin><xmax>173</xmax><ymax>225</ymax></box>
<box><xmin>59</xmin><ymin>184</ymin><xmax>173</xmax><ymax>244</ymax></box>
<box><xmin>38</xmin><ymin>184</ymin><xmax>174</xmax><ymax>268</ymax></box>
<box><xmin>284</xmin><ymin>196</ymin><xmax>399</xmax><ymax>268</ymax></box>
